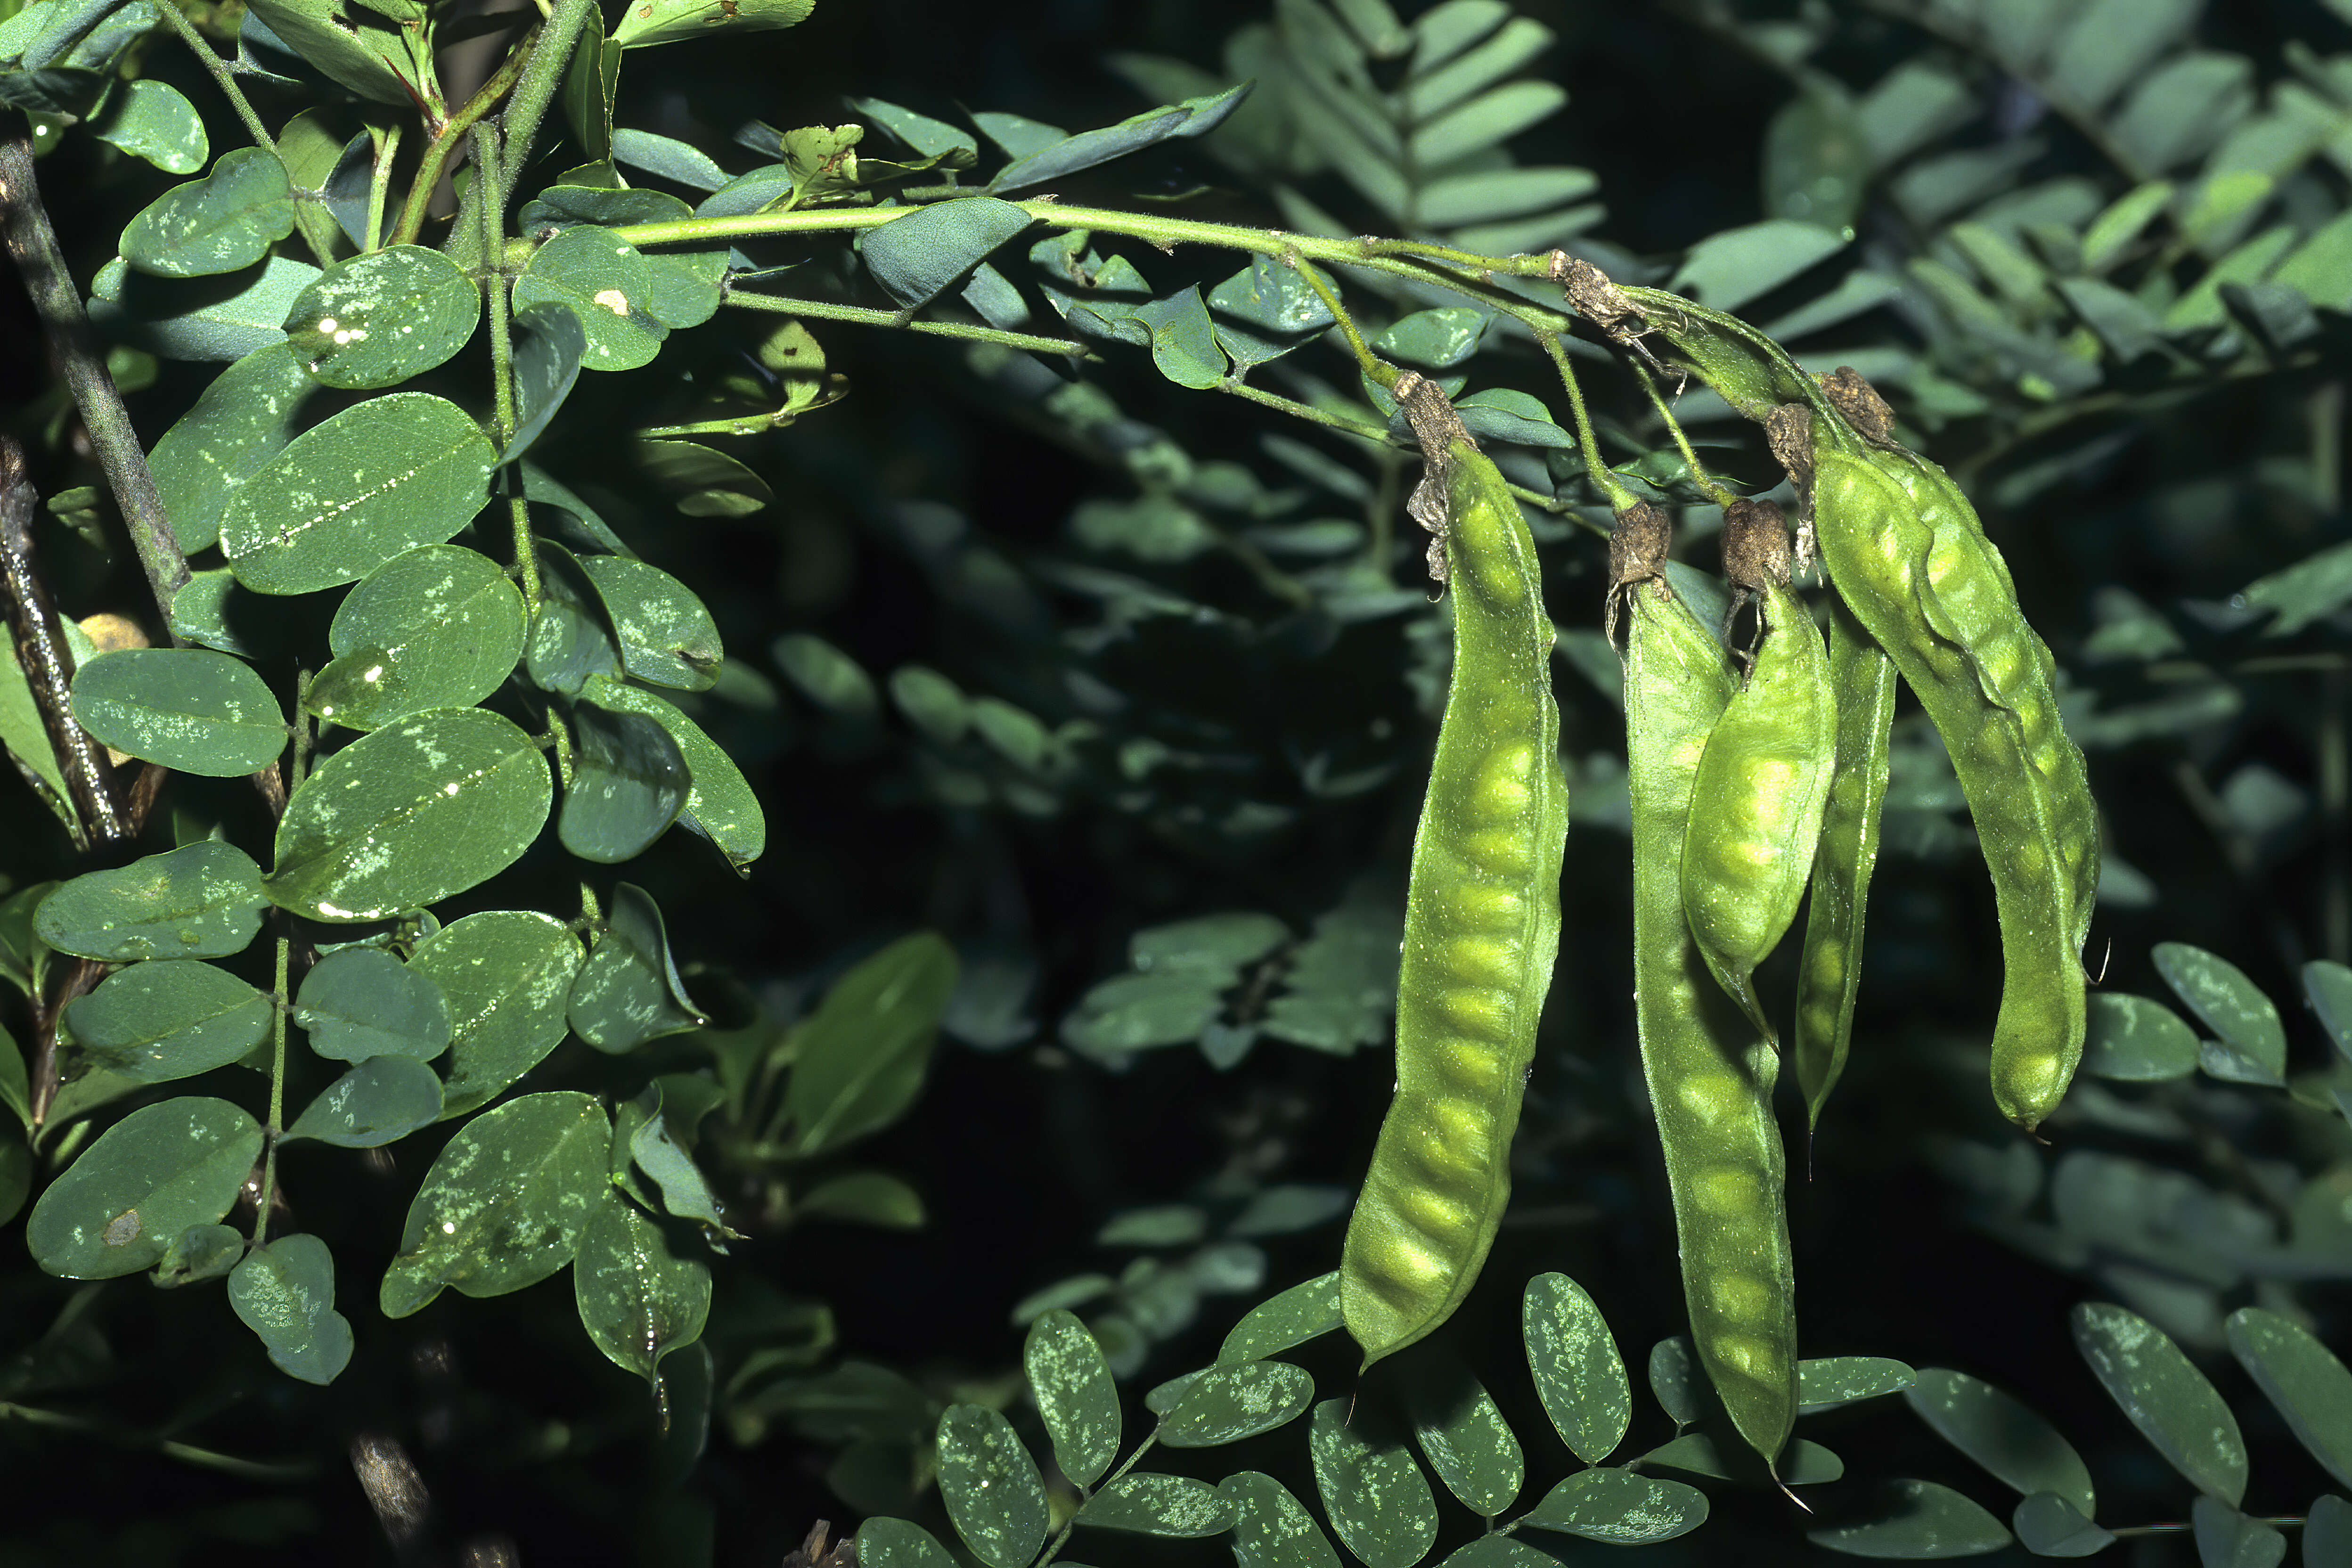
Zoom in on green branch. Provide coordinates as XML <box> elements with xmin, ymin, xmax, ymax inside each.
<box><xmin>251</xmin><ymin>936</ymin><xmax>291</xmax><ymax>1248</ymax></box>
<box><xmin>537</xmin><ymin>202</ymin><xmax>1559</xmax><ymax>320</ymax></box>
<box><xmin>723</xmin><ymin>288</ymin><xmax>1103</xmax><ymax>359</ymax></box>
<box><xmin>1632</xmin><ymin>362</ymin><xmax>1738</xmax><ymax>509</ymax></box>
<box><xmin>474</xmin><ymin>122</ymin><xmax>543</xmax><ymax>612</ymax></box>
<box><xmin>1538</xmin><ymin>327</ymin><xmax>1636</xmax><ymax>514</ymax></box>
<box><xmin>388</xmin><ymin>28</ymin><xmax>539</xmax><ymax>248</ymax></box>
<box><xmin>496</xmin><ymin>0</ymin><xmax>599</xmax><ymax>191</ymax></box>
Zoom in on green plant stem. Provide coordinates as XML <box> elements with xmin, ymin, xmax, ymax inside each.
<box><xmin>1214</xmin><ymin>376</ymin><xmax>1390</xmax><ymax>448</ymax></box>
<box><xmin>0</xmin><ymin>135</ymin><xmax>193</xmax><ymax>630</ymax></box>
<box><xmin>1632</xmin><ymin>362</ymin><xmax>1737</xmax><ymax>508</ymax></box>
<box><xmin>1217</xmin><ymin>376</ymin><xmax>1583</xmax><ymax>525</ymax></box>
<box><xmin>1217</xmin><ymin>524</ymin><xmax>1310</xmax><ymax>608</ymax></box>
<box><xmin>147</xmin><ymin>5</ymin><xmax>338</xmax><ymax>268</ymax></box>
<box><xmin>2312</xmin><ymin>381</ymin><xmax>2345</xmax><ymax>515</ymax></box>
<box><xmin>495</xmin><ymin>0</ymin><xmax>598</xmax><ymax>190</ymax></box>
<box><xmin>1538</xmin><ymin>327</ymin><xmax>1637</xmax><ymax>512</ymax></box>
<box><xmin>1368</xmin><ymin>444</ymin><xmax>1402</xmax><ymax>575</ymax></box>
<box><xmin>367</xmin><ymin>121</ymin><xmax>404</xmax><ymax>253</ymax></box>
<box><xmin>1290</xmin><ymin>256</ymin><xmax>1389</xmax><ymax>387</ymax></box>
<box><xmin>0</xmin><ymin>1402</ymin><xmax>317</xmax><ymax>1482</ymax></box>
<box><xmin>2326</xmin><ymin>666</ymin><xmax>2349</xmax><ymax>965</ymax></box>
<box><xmin>547</xmin><ymin>709</ymin><xmax>573</xmax><ymax>789</ymax></box>
<box><xmin>558</xmin><ymin>204</ymin><xmax>1557</xmax><ymax>317</ymax></box>
<box><xmin>148</xmin><ymin>2</ymin><xmax>277</xmax><ymax>150</ymax></box>
<box><xmin>472</xmin><ymin>121</ymin><xmax>542</xmax><ymax>611</ymax></box>
<box><xmin>388</xmin><ymin>30</ymin><xmax>540</xmax><ymax>248</ymax></box>
<box><xmin>252</xmin><ymin>937</ymin><xmax>291</xmax><ymax>1247</ymax></box>
<box><xmin>722</xmin><ymin>288</ymin><xmax>1102</xmax><ymax>358</ymax></box>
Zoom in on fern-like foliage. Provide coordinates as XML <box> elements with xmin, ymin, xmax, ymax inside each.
<box><xmin>1112</xmin><ymin>0</ymin><xmax>1603</xmax><ymax>254</ymax></box>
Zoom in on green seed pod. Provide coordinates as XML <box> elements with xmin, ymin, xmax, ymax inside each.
<box><xmin>1340</xmin><ymin>376</ymin><xmax>1569</xmax><ymax>1370</ymax></box>
<box><xmin>1679</xmin><ymin>563</ymin><xmax>1837</xmax><ymax>1049</ymax></box>
<box><xmin>1866</xmin><ymin>446</ymin><xmax>2099</xmax><ymax>944</ymax></box>
<box><xmin>1809</xmin><ymin>446</ymin><xmax>2089</xmax><ymax>1128</ymax></box>
<box><xmin>1792</xmin><ymin>598</ymin><xmax>1897</xmax><ymax>1130</ymax></box>
<box><xmin>1626</xmin><ymin>578</ymin><xmax>1797</xmax><ymax>1472</ymax></box>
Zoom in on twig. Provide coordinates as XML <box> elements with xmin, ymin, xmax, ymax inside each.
<box><xmin>30</xmin><ymin>956</ymin><xmax>103</xmax><ymax>1129</ymax></box>
<box><xmin>0</xmin><ymin>134</ymin><xmax>191</xmax><ymax>628</ymax></box>
<box><xmin>723</xmin><ymin>288</ymin><xmax>1103</xmax><ymax>359</ymax></box>
<box><xmin>0</xmin><ymin>1400</ymin><xmax>318</xmax><ymax>1483</ymax></box>
<box><xmin>386</xmin><ymin>26</ymin><xmax>539</xmax><ymax>247</ymax></box>
<box><xmin>474</xmin><ymin>121</ymin><xmax>543</xmax><ymax>611</ymax></box>
<box><xmin>0</xmin><ymin>437</ymin><xmax>125</xmax><ymax>849</ymax></box>
<box><xmin>493</xmin><ymin>0</ymin><xmax>598</xmax><ymax>191</ymax></box>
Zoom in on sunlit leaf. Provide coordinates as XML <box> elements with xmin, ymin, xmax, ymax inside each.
<box><xmin>229</xmin><ymin>1233</ymin><xmax>354</xmax><ymax>1384</ymax></box>
<box><xmin>935</xmin><ymin>1404</ymin><xmax>1048</xmax><ymax>1568</ymax></box>
<box><xmin>1024</xmin><ymin>1308</ymin><xmax>1119</xmax><ymax>1485</ymax></box>
<box><xmin>267</xmin><ymin>707</ymin><xmax>552</xmax><ymax>922</ymax></box>
<box><xmin>574</xmin><ymin>1187</ymin><xmax>711</xmax><ymax>1387</ymax></box>
<box><xmin>2072</xmin><ymin>1302</ymin><xmax>2246</xmax><ymax>1504</ymax></box>
<box><xmin>35</xmin><ymin>841</ymin><xmax>265</xmax><ymax>962</ymax></box>
<box><xmin>118</xmin><ymin>147</ymin><xmax>295</xmax><ymax>278</ymax></box>
<box><xmin>71</xmin><ymin>647</ymin><xmax>286</xmax><ymax>776</ymax></box>
<box><xmin>25</xmin><ymin>1097</ymin><xmax>261</xmax><ymax>1278</ymax></box>
<box><xmin>283</xmin><ymin>246</ymin><xmax>480</xmax><ymax>389</ymax></box>
<box><xmin>221</xmin><ymin>393</ymin><xmax>495</xmax><ymax>595</ymax></box>
<box><xmin>380</xmin><ymin>1090</ymin><xmax>607</xmax><ymax>1316</ymax></box>
<box><xmin>1523</xmin><ymin>1272</ymin><xmax>1630</xmax><ymax>1462</ymax></box>
<box><xmin>1519</xmin><ymin>1468</ymin><xmax>1707</xmax><ymax>1544</ymax></box>
<box><xmin>1308</xmin><ymin>1397</ymin><xmax>1437</xmax><ymax>1568</ymax></box>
